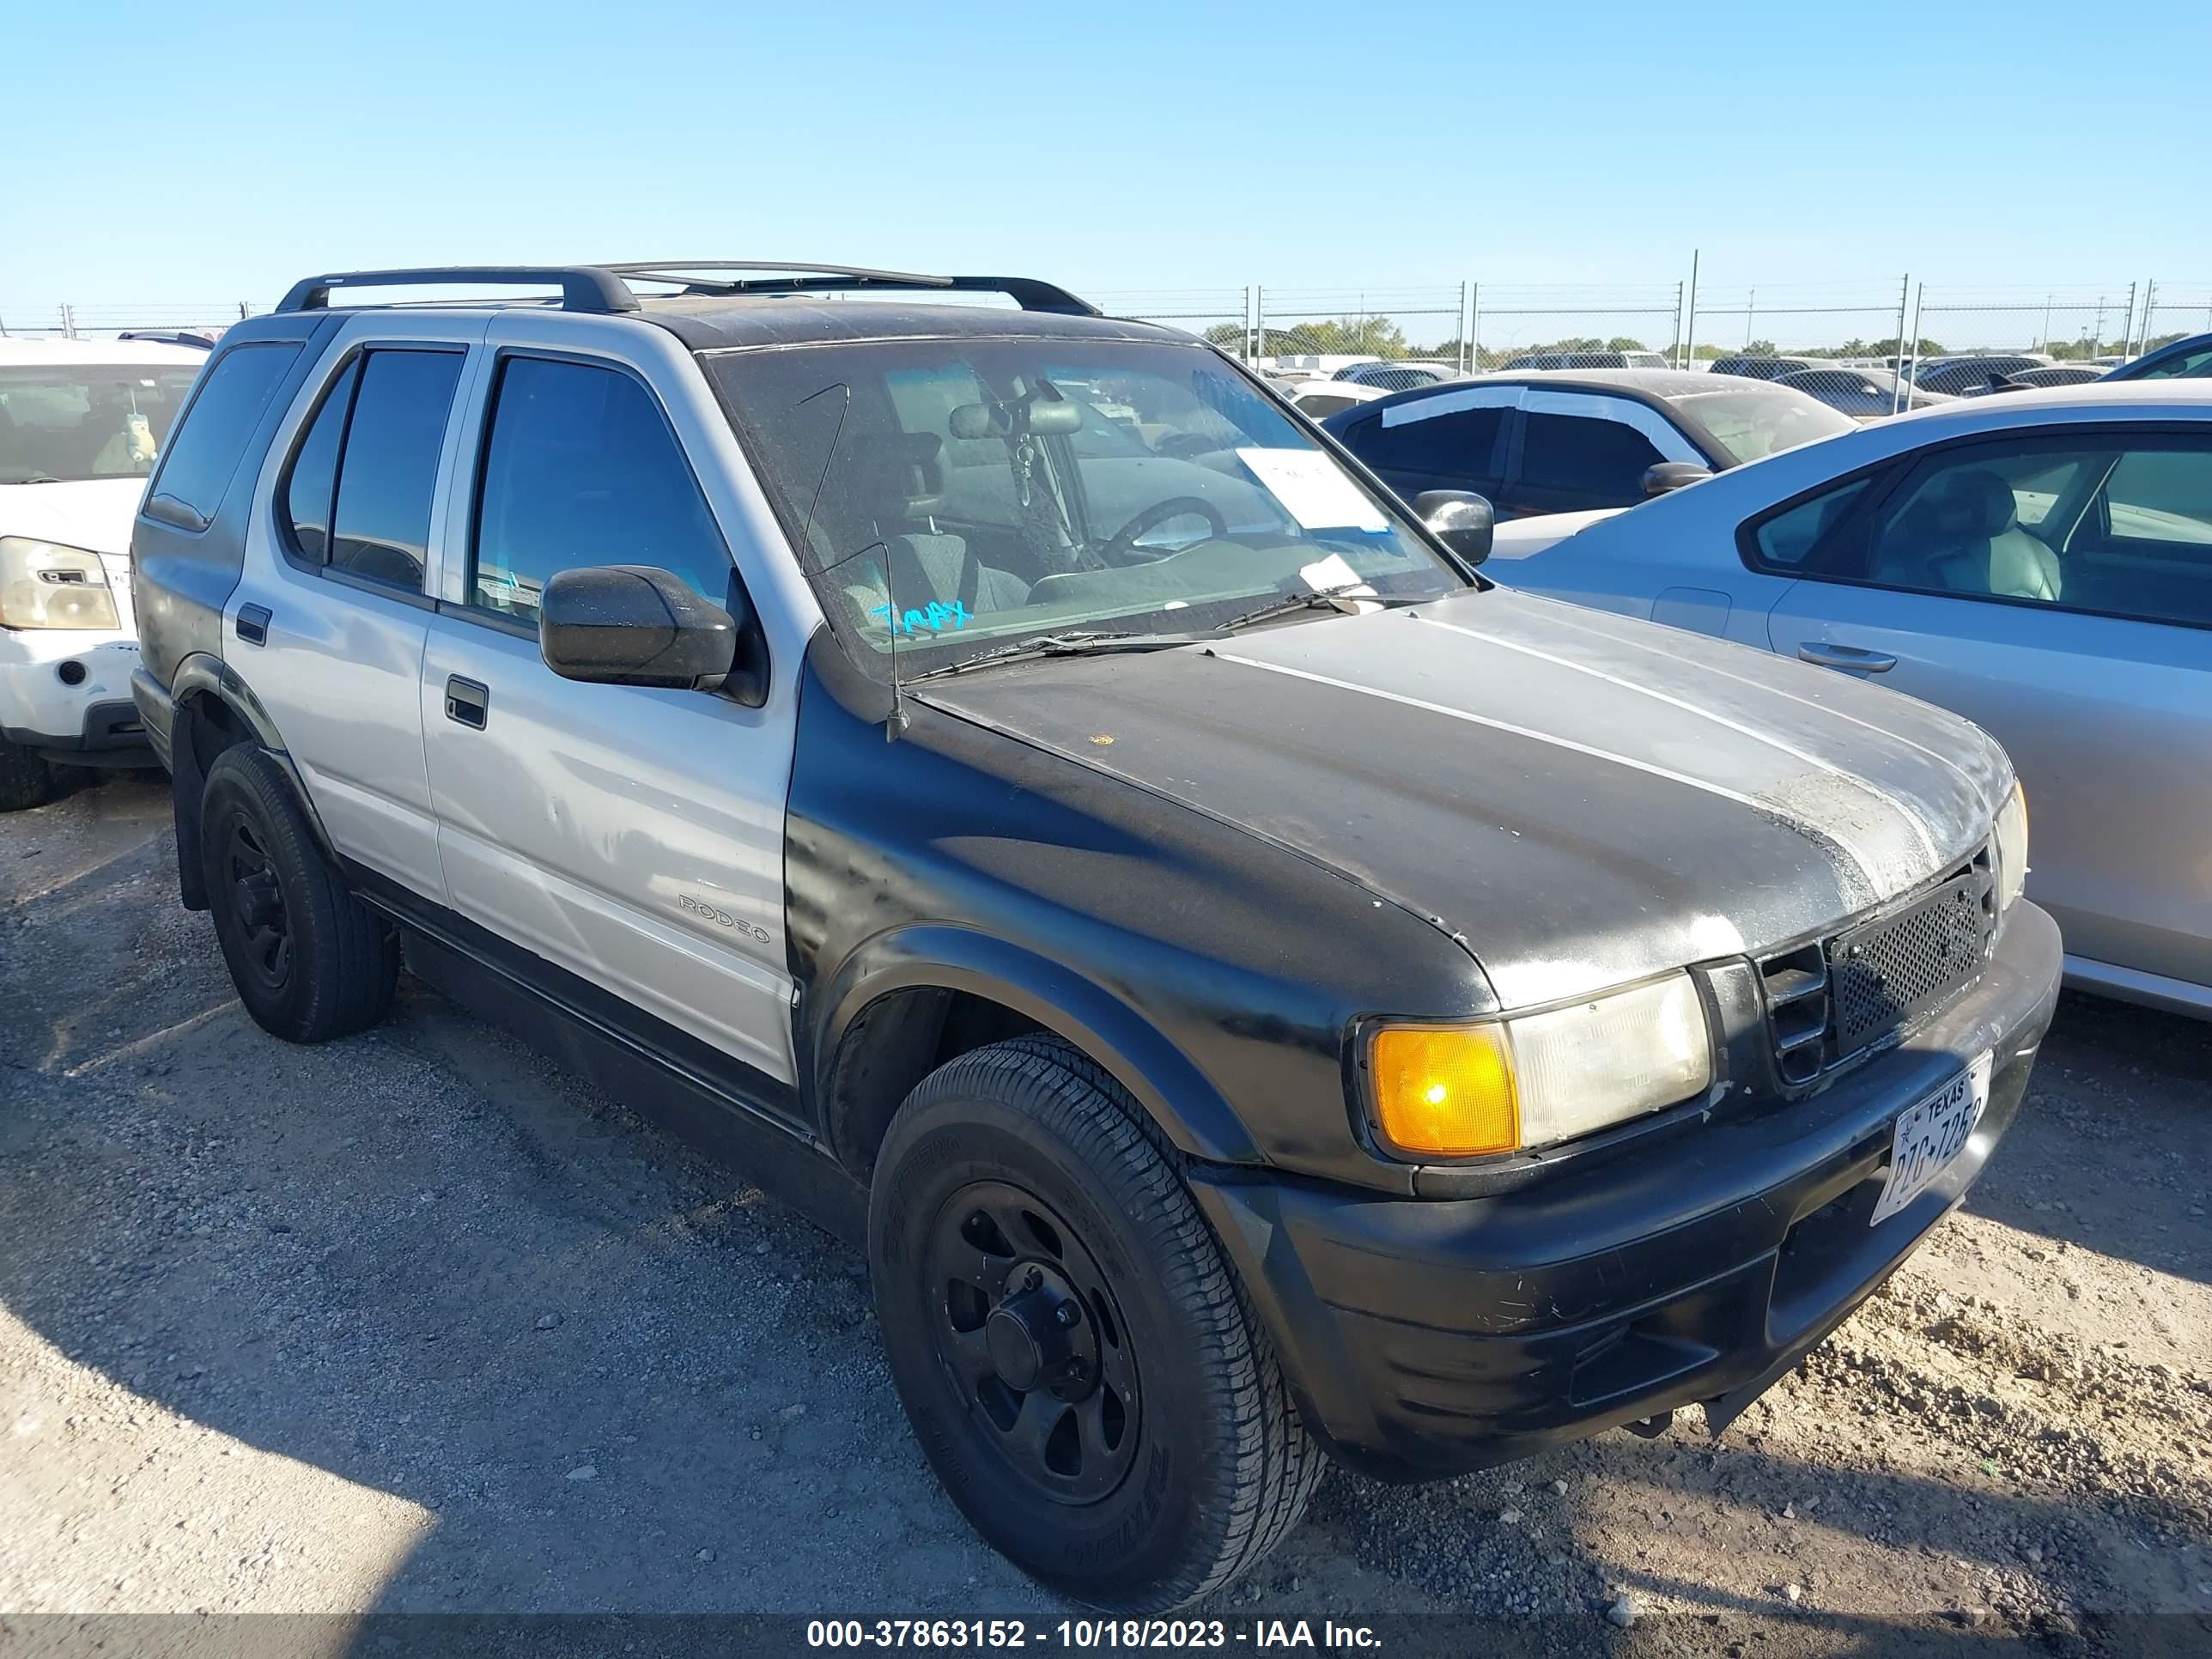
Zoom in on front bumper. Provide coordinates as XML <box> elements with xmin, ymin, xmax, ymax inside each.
<box><xmin>0</xmin><ymin>631</ymin><xmax>155</xmax><ymax>764</ymax></box>
<box><xmin>1191</xmin><ymin>900</ymin><xmax>2063</xmax><ymax>1481</ymax></box>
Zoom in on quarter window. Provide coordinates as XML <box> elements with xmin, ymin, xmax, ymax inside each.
<box><xmin>326</xmin><ymin>350</ymin><xmax>465</xmax><ymax>592</ymax></box>
<box><xmin>471</xmin><ymin>356</ymin><xmax>732</xmax><ymax>623</ymax></box>
<box><xmin>280</xmin><ymin>359</ymin><xmax>360</xmax><ymax>563</ymax></box>
<box><xmin>144</xmin><ymin>342</ymin><xmax>301</xmax><ymax>527</ymax></box>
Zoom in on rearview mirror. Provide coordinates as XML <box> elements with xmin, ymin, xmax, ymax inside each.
<box><xmin>540</xmin><ymin>565</ymin><xmax>742</xmax><ymax>694</ymax></box>
<box><xmin>1413</xmin><ymin>489</ymin><xmax>1495</xmax><ymax>567</ymax></box>
<box><xmin>1642</xmin><ymin>462</ymin><xmax>1713</xmax><ymax>498</ymax></box>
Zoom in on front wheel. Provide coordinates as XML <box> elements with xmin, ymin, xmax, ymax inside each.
<box><xmin>870</xmin><ymin>1036</ymin><xmax>1322</xmax><ymax>1610</ymax></box>
<box><xmin>0</xmin><ymin>734</ymin><xmax>54</xmax><ymax>812</ymax></box>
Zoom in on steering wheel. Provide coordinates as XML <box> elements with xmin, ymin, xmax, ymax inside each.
<box><xmin>1099</xmin><ymin>496</ymin><xmax>1228</xmax><ymax>566</ymax></box>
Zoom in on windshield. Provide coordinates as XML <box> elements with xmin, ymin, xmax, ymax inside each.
<box><xmin>0</xmin><ymin>363</ymin><xmax>203</xmax><ymax>484</ymax></box>
<box><xmin>1670</xmin><ymin>386</ymin><xmax>1856</xmax><ymax>464</ymax></box>
<box><xmin>708</xmin><ymin>337</ymin><xmax>1464</xmax><ymax>674</ymax></box>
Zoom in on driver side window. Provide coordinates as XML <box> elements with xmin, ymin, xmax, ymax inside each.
<box><xmin>471</xmin><ymin>356</ymin><xmax>734</xmax><ymax>624</ymax></box>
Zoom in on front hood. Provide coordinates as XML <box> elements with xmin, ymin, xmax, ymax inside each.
<box><xmin>920</xmin><ymin>587</ymin><xmax>2011</xmax><ymax>1009</ymax></box>
<box><xmin>1</xmin><ymin>478</ymin><xmax>148</xmax><ymax>562</ymax></box>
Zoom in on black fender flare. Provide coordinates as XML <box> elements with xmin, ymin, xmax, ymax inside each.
<box><xmin>809</xmin><ymin>923</ymin><xmax>1263</xmax><ymax>1170</ymax></box>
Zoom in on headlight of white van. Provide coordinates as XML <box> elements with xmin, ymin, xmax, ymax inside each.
<box><xmin>1365</xmin><ymin>973</ymin><xmax>1714</xmax><ymax>1159</ymax></box>
<box><xmin>0</xmin><ymin>538</ymin><xmax>120</xmax><ymax>630</ymax></box>
<box><xmin>1993</xmin><ymin>781</ymin><xmax>2029</xmax><ymax>914</ymax></box>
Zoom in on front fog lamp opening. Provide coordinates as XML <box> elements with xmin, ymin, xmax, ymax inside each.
<box><xmin>1366</xmin><ymin>973</ymin><xmax>1715</xmax><ymax>1161</ymax></box>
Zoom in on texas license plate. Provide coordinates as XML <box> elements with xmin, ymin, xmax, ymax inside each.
<box><xmin>1869</xmin><ymin>1053</ymin><xmax>1991</xmax><ymax>1227</ymax></box>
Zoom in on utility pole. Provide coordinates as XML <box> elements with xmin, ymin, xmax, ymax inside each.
<box><xmin>1681</xmin><ymin>251</ymin><xmax>1699</xmax><ymax>369</ymax></box>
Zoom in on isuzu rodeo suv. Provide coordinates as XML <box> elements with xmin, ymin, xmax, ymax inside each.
<box><xmin>129</xmin><ymin>263</ymin><xmax>2058</xmax><ymax>1610</ymax></box>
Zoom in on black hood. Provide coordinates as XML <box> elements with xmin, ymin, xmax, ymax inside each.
<box><xmin>917</xmin><ymin>586</ymin><xmax>2012</xmax><ymax>1010</ymax></box>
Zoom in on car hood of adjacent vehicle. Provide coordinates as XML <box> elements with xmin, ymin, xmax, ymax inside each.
<box><xmin>917</xmin><ymin>586</ymin><xmax>2012</xmax><ymax>1011</ymax></box>
<box><xmin>3</xmin><ymin>477</ymin><xmax>147</xmax><ymax>568</ymax></box>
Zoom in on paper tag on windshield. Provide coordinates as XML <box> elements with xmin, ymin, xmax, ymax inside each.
<box><xmin>1236</xmin><ymin>447</ymin><xmax>1390</xmax><ymax>532</ymax></box>
<box><xmin>1295</xmin><ymin>552</ymin><xmax>1376</xmax><ymax>598</ymax></box>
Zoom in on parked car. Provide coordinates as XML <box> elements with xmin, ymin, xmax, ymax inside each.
<box><xmin>1497</xmin><ymin>380</ymin><xmax>2212</xmax><ymax>1016</ymax></box>
<box><xmin>1707</xmin><ymin>354</ymin><xmax>1822</xmax><ymax>382</ymax></box>
<box><xmin>1777</xmin><ymin>366</ymin><xmax>1954</xmax><ymax>419</ymax></box>
<box><xmin>1912</xmin><ymin>355</ymin><xmax>2053</xmax><ymax>398</ymax></box>
<box><xmin>1502</xmin><ymin>347</ymin><xmax>1670</xmax><ymax>370</ymax></box>
<box><xmin>0</xmin><ymin>336</ymin><xmax>209</xmax><ymax>807</ymax></box>
<box><xmin>1322</xmin><ymin>368</ymin><xmax>1854</xmax><ymax>520</ymax></box>
<box><xmin>131</xmin><ymin>261</ymin><xmax>2057</xmax><ymax>1610</ymax></box>
<box><xmin>2104</xmin><ymin>331</ymin><xmax>2212</xmax><ymax>382</ymax></box>
<box><xmin>1996</xmin><ymin>365</ymin><xmax>2105</xmax><ymax>390</ymax></box>
<box><xmin>1283</xmin><ymin>378</ymin><xmax>1386</xmax><ymax>419</ymax></box>
<box><xmin>1332</xmin><ymin>358</ymin><xmax>1460</xmax><ymax>392</ymax></box>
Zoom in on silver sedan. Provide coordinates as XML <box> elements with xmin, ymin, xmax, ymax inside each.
<box><xmin>1490</xmin><ymin>381</ymin><xmax>2212</xmax><ymax>1016</ymax></box>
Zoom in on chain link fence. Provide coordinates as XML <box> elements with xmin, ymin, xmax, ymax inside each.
<box><xmin>9</xmin><ymin>270</ymin><xmax>2205</xmax><ymax>415</ymax></box>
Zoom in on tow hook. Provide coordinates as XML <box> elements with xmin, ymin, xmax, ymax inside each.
<box><xmin>1623</xmin><ymin>1410</ymin><xmax>1674</xmax><ymax>1439</ymax></box>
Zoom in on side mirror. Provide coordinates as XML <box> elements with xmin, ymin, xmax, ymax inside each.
<box><xmin>540</xmin><ymin>565</ymin><xmax>743</xmax><ymax>694</ymax></box>
<box><xmin>1642</xmin><ymin>462</ymin><xmax>1714</xmax><ymax>498</ymax></box>
<box><xmin>1412</xmin><ymin>489</ymin><xmax>1495</xmax><ymax>567</ymax></box>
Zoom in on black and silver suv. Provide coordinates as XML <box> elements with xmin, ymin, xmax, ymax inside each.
<box><xmin>130</xmin><ymin>262</ymin><xmax>2061</xmax><ymax>1610</ymax></box>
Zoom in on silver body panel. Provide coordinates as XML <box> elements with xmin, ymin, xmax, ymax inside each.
<box><xmin>1498</xmin><ymin>383</ymin><xmax>2212</xmax><ymax>1009</ymax></box>
<box><xmin>228</xmin><ymin>307</ymin><xmax>825</xmax><ymax>1084</ymax></box>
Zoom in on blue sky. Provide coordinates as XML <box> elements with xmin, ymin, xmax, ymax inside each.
<box><xmin>9</xmin><ymin>0</ymin><xmax>2210</xmax><ymax>311</ymax></box>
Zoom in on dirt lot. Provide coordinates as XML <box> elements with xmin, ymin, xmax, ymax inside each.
<box><xmin>2</xmin><ymin>772</ymin><xmax>2208</xmax><ymax>1656</ymax></box>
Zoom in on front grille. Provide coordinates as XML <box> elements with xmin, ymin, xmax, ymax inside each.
<box><xmin>1757</xmin><ymin>849</ymin><xmax>1997</xmax><ymax>1085</ymax></box>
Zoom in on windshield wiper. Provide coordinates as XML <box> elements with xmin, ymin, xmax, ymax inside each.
<box><xmin>906</xmin><ymin>629</ymin><xmax>1218</xmax><ymax>684</ymax></box>
<box><xmin>1222</xmin><ymin>588</ymin><xmax>1422</xmax><ymax>631</ymax></box>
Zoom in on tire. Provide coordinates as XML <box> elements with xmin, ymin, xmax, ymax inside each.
<box><xmin>199</xmin><ymin>745</ymin><xmax>398</xmax><ymax>1042</ymax></box>
<box><xmin>870</xmin><ymin>1036</ymin><xmax>1322</xmax><ymax>1611</ymax></box>
<box><xmin>0</xmin><ymin>735</ymin><xmax>54</xmax><ymax>812</ymax></box>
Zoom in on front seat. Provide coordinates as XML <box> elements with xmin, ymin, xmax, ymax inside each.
<box><xmin>1875</xmin><ymin>468</ymin><xmax>2062</xmax><ymax>603</ymax></box>
<box><xmin>840</xmin><ymin>434</ymin><xmax>1030</xmax><ymax>626</ymax></box>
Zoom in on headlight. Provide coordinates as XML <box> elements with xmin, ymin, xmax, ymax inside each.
<box><xmin>1993</xmin><ymin>780</ymin><xmax>2029</xmax><ymax>913</ymax></box>
<box><xmin>0</xmin><ymin>538</ymin><xmax>120</xmax><ymax>630</ymax></box>
<box><xmin>1365</xmin><ymin>972</ymin><xmax>1714</xmax><ymax>1159</ymax></box>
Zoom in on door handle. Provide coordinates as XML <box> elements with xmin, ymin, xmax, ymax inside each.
<box><xmin>444</xmin><ymin>676</ymin><xmax>489</xmax><ymax>729</ymax></box>
<box><xmin>1797</xmin><ymin>641</ymin><xmax>1897</xmax><ymax>674</ymax></box>
<box><xmin>236</xmin><ymin>605</ymin><xmax>270</xmax><ymax>647</ymax></box>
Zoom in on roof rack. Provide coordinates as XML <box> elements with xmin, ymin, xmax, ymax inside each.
<box><xmin>274</xmin><ymin>262</ymin><xmax>1100</xmax><ymax>319</ymax></box>
<box><xmin>276</xmin><ymin>266</ymin><xmax>641</xmax><ymax>314</ymax></box>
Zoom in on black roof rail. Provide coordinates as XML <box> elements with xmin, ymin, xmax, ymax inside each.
<box><xmin>274</xmin><ymin>262</ymin><xmax>1100</xmax><ymax>319</ymax></box>
<box><xmin>605</xmin><ymin>262</ymin><xmax>1101</xmax><ymax>317</ymax></box>
<box><xmin>275</xmin><ymin>266</ymin><xmax>641</xmax><ymax>315</ymax></box>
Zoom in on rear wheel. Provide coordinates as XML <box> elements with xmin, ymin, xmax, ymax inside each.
<box><xmin>200</xmin><ymin>746</ymin><xmax>398</xmax><ymax>1042</ymax></box>
<box><xmin>870</xmin><ymin>1036</ymin><xmax>1322</xmax><ymax>1610</ymax></box>
<box><xmin>0</xmin><ymin>735</ymin><xmax>54</xmax><ymax>812</ymax></box>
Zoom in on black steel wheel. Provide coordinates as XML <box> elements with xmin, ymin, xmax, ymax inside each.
<box><xmin>870</xmin><ymin>1036</ymin><xmax>1322</xmax><ymax>1611</ymax></box>
<box><xmin>923</xmin><ymin>1180</ymin><xmax>1140</xmax><ymax>1506</ymax></box>
<box><xmin>200</xmin><ymin>745</ymin><xmax>398</xmax><ymax>1043</ymax></box>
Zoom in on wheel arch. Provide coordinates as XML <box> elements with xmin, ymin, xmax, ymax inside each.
<box><xmin>809</xmin><ymin>924</ymin><xmax>1262</xmax><ymax>1184</ymax></box>
<box><xmin>167</xmin><ymin>653</ymin><xmax>339</xmax><ymax>908</ymax></box>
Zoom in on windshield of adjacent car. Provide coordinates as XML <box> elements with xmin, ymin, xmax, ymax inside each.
<box><xmin>1669</xmin><ymin>386</ymin><xmax>1856</xmax><ymax>464</ymax></box>
<box><xmin>707</xmin><ymin>337</ymin><xmax>1465</xmax><ymax>674</ymax></box>
<box><xmin>0</xmin><ymin>363</ymin><xmax>203</xmax><ymax>484</ymax></box>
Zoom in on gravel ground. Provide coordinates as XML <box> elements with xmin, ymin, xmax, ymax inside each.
<box><xmin>2</xmin><ymin>773</ymin><xmax>2208</xmax><ymax>1656</ymax></box>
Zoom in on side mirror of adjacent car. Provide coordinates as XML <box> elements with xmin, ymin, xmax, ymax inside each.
<box><xmin>1642</xmin><ymin>462</ymin><xmax>1714</xmax><ymax>498</ymax></box>
<box><xmin>1412</xmin><ymin>489</ymin><xmax>1495</xmax><ymax>567</ymax></box>
<box><xmin>539</xmin><ymin>564</ymin><xmax>750</xmax><ymax>696</ymax></box>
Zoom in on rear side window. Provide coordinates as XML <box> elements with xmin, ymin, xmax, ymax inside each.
<box><xmin>1345</xmin><ymin>406</ymin><xmax>1505</xmax><ymax>481</ymax></box>
<box><xmin>145</xmin><ymin>342</ymin><xmax>301</xmax><ymax>528</ymax></box>
<box><xmin>1518</xmin><ymin>411</ymin><xmax>1666</xmax><ymax>502</ymax></box>
<box><xmin>470</xmin><ymin>356</ymin><xmax>732</xmax><ymax>623</ymax></box>
<box><xmin>281</xmin><ymin>359</ymin><xmax>360</xmax><ymax>563</ymax></box>
<box><xmin>326</xmin><ymin>350</ymin><xmax>465</xmax><ymax>592</ymax></box>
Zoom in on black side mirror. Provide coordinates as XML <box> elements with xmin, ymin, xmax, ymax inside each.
<box><xmin>1642</xmin><ymin>461</ymin><xmax>1714</xmax><ymax>498</ymax></box>
<box><xmin>540</xmin><ymin>565</ymin><xmax>744</xmax><ymax>695</ymax></box>
<box><xmin>1412</xmin><ymin>489</ymin><xmax>1495</xmax><ymax>567</ymax></box>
